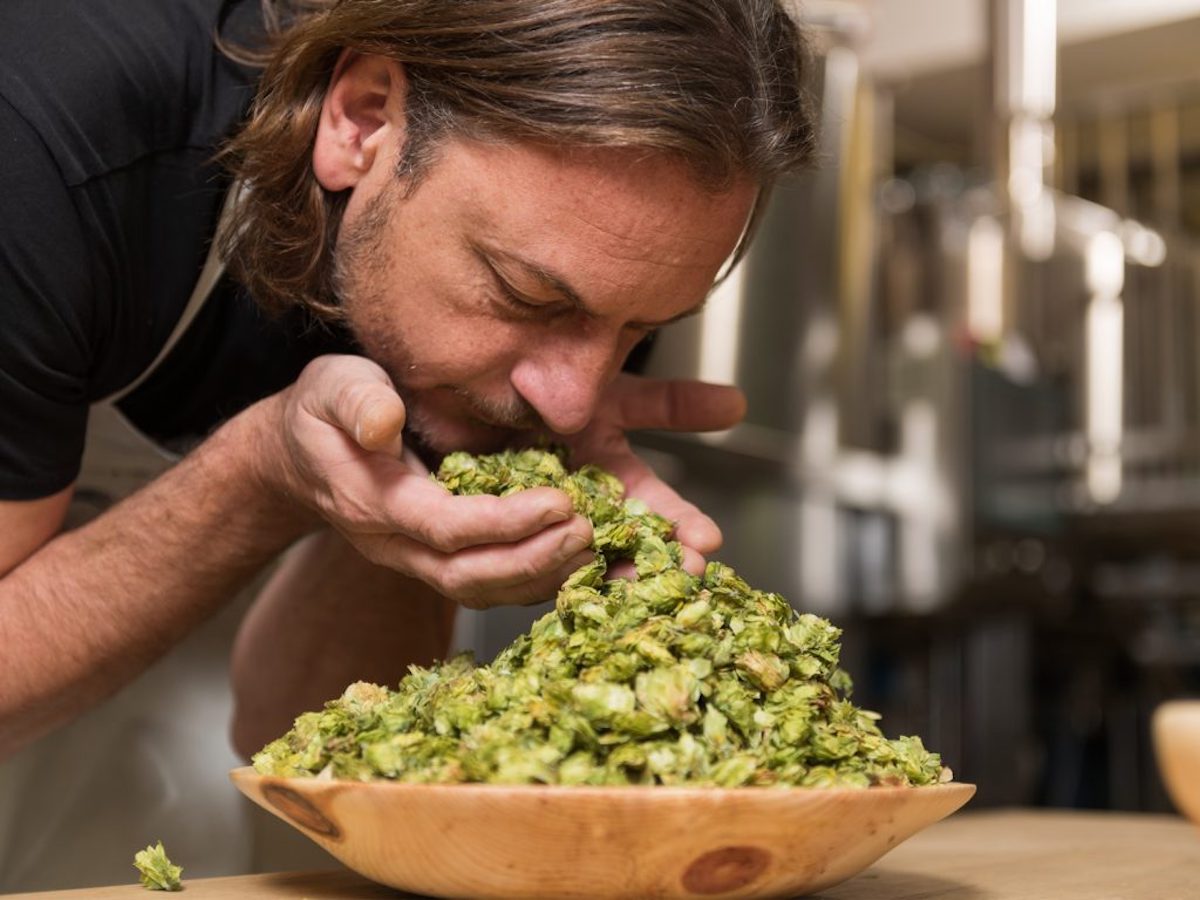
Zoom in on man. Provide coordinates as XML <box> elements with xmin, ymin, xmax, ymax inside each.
<box><xmin>0</xmin><ymin>0</ymin><xmax>813</xmax><ymax>886</ymax></box>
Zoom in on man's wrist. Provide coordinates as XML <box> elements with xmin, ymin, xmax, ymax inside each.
<box><xmin>214</xmin><ymin>391</ymin><xmax>322</xmax><ymax>542</ymax></box>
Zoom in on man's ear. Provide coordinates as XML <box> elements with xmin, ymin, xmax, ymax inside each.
<box><xmin>312</xmin><ymin>51</ymin><xmax>408</xmax><ymax>192</ymax></box>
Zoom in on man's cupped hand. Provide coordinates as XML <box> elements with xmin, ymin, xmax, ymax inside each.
<box><xmin>558</xmin><ymin>372</ymin><xmax>746</xmax><ymax>577</ymax></box>
<box><xmin>260</xmin><ymin>357</ymin><xmax>744</xmax><ymax>609</ymax></box>
<box><xmin>263</xmin><ymin>355</ymin><xmax>594</xmax><ymax>609</ymax></box>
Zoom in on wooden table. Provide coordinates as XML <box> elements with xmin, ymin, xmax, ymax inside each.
<box><xmin>8</xmin><ymin>810</ymin><xmax>1199</xmax><ymax>899</ymax></box>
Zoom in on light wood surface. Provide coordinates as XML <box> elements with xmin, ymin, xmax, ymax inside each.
<box><xmin>3</xmin><ymin>870</ymin><xmax>401</xmax><ymax>899</ymax></box>
<box><xmin>6</xmin><ymin>810</ymin><xmax>1199</xmax><ymax>898</ymax></box>
<box><xmin>821</xmin><ymin>809</ymin><xmax>1200</xmax><ymax>899</ymax></box>
<box><xmin>229</xmin><ymin>768</ymin><xmax>973</xmax><ymax>899</ymax></box>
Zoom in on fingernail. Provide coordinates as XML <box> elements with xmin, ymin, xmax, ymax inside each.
<box><xmin>540</xmin><ymin>506</ymin><xmax>571</xmax><ymax>527</ymax></box>
<box><xmin>560</xmin><ymin>531</ymin><xmax>592</xmax><ymax>555</ymax></box>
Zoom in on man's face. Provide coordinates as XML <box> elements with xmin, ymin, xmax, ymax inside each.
<box><xmin>333</xmin><ymin>138</ymin><xmax>757</xmax><ymax>455</ymax></box>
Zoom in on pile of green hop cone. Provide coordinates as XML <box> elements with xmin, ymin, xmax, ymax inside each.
<box><xmin>253</xmin><ymin>448</ymin><xmax>950</xmax><ymax>788</ymax></box>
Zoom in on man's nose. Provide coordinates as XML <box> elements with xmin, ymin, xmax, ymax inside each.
<box><xmin>509</xmin><ymin>329</ymin><xmax>620</xmax><ymax>435</ymax></box>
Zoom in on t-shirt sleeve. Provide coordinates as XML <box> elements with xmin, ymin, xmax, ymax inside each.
<box><xmin>0</xmin><ymin>93</ymin><xmax>93</xmax><ymax>500</ymax></box>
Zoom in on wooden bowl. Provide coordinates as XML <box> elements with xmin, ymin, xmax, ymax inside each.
<box><xmin>230</xmin><ymin>767</ymin><xmax>974</xmax><ymax>898</ymax></box>
<box><xmin>1154</xmin><ymin>700</ymin><xmax>1200</xmax><ymax>827</ymax></box>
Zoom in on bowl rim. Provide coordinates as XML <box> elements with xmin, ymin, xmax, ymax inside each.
<box><xmin>230</xmin><ymin>765</ymin><xmax>975</xmax><ymax>799</ymax></box>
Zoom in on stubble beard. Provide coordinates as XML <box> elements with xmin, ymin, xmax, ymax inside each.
<box><xmin>330</xmin><ymin>183</ymin><xmax>542</xmax><ymax>458</ymax></box>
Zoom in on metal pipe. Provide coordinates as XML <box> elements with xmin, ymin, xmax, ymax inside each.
<box><xmin>990</xmin><ymin>0</ymin><xmax>1059</xmax><ymax>263</ymax></box>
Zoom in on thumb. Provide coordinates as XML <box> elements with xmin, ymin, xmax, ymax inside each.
<box><xmin>356</xmin><ymin>390</ymin><xmax>407</xmax><ymax>456</ymax></box>
<box><xmin>607</xmin><ymin>373</ymin><xmax>747</xmax><ymax>433</ymax></box>
<box><xmin>303</xmin><ymin>355</ymin><xmax>408</xmax><ymax>456</ymax></box>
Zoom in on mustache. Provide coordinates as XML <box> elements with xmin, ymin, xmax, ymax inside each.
<box><xmin>452</xmin><ymin>387</ymin><xmax>543</xmax><ymax>432</ymax></box>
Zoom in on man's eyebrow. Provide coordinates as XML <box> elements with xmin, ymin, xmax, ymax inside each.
<box><xmin>474</xmin><ymin>244</ymin><xmax>586</xmax><ymax>308</ymax></box>
<box><xmin>474</xmin><ymin>242</ymin><xmax>707</xmax><ymax>329</ymax></box>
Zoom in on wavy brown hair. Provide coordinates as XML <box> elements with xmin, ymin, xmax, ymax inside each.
<box><xmin>218</xmin><ymin>0</ymin><xmax>816</xmax><ymax>320</ymax></box>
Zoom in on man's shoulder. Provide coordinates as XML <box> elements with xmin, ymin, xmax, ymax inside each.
<box><xmin>0</xmin><ymin>0</ymin><xmax>262</xmax><ymax>187</ymax></box>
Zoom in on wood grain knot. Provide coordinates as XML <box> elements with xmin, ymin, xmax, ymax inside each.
<box><xmin>262</xmin><ymin>783</ymin><xmax>341</xmax><ymax>840</ymax></box>
<box><xmin>681</xmin><ymin>846</ymin><xmax>772</xmax><ymax>895</ymax></box>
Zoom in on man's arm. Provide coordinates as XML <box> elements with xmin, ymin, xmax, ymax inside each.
<box><xmin>0</xmin><ymin>488</ymin><xmax>75</xmax><ymax>578</ymax></box>
<box><xmin>0</xmin><ymin>355</ymin><xmax>590</xmax><ymax>758</ymax></box>
<box><xmin>229</xmin><ymin>529</ymin><xmax>457</xmax><ymax>758</ymax></box>
<box><xmin>0</xmin><ymin>404</ymin><xmax>311</xmax><ymax>756</ymax></box>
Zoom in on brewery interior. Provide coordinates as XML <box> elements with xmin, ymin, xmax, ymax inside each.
<box><xmin>460</xmin><ymin>0</ymin><xmax>1200</xmax><ymax>812</ymax></box>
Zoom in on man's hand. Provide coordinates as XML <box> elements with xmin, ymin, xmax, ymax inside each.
<box><xmin>259</xmin><ymin>355</ymin><xmax>594</xmax><ymax>609</ymax></box>
<box><xmin>559</xmin><ymin>372</ymin><xmax>746</xmax><ymax>575</ymax></box>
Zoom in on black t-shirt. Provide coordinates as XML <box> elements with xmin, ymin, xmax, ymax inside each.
<box><xmin>0</xmin><ymin>0</ymin><xmax>354</xmax><ymax>500</ymax></box>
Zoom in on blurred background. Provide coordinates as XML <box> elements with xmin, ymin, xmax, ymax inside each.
<box><xmin>459</xmin><ymin>0</ymin><xmax>1200</xmax><ymax>812</ymax></box>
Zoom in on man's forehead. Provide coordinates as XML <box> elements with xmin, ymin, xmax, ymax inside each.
<box><xmin>458</xmin><ymin>149</ymin><xmax>754</xmax><ymax>260</ymax></box>
<box><xmin>450</xmin><ymin>138</ymin><xmax>755</xmax><ymax>219</ymax></box>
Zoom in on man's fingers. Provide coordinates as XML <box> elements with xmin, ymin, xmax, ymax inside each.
<box><xmin>359</xmin><ymin>520</ymin><xmax>595</xmax><ymax>607</ymax></box>
<box><xmin>488</xmin><ymin>551</ymin><xmax>598</xmax><ymax>607</ymax></box>
<box><xmin>432</xmin><ymin>516</ymin><xmax>593</xmax><ymax>594</ymax></box>
<box><xmin>399</xmin><ymin>446</ymin><xmax>431</xmax><ymax>477</ymax></box>
<box><xmin>606</xmin><ymin>373</ymin><xmax>747</xmax><ymax>433</ymax></box>
<box><xmin>375</xmin><ymin>483</ymin><xmax>579</xmax><ymax>552</ymax></box>
<box><xmin>593</xmin><ymin>451</ymin><xmax>723</xmax><ymax>555</ymax></box>
<box><xmin>560</xmin><ymin>372</ymin><xmax>737</xmax><ymax>565</ymax></box>
<box><xmin>679</xmin><ymin>545</ymin><xmax>707</xmax><ymax>577</ymax></box>
<box><xmin>628</xmin><ymin>476</ymin><xmax>722</xmax><ymax>554</ymax></box>
<box><xmin>357</xmin><ymin>394</ymin><xmax>406</xmax><ymax>455</ymax></box>
<box><xmin>301</xmin><ymin>355</ymin><xmax>407</xmax><ymax>455</ymax></box>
